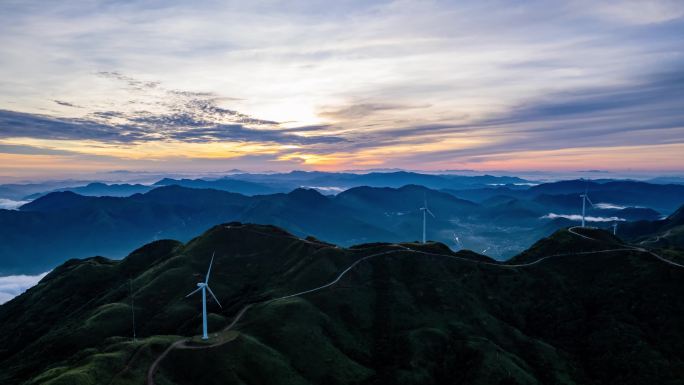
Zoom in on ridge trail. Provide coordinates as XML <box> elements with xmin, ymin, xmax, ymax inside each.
<box><xmin>145</xmin><ymin>226</ymin><xmax>682</xmax><ymax>384</ymax></box>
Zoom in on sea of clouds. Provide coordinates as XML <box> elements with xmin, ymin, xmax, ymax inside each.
<box><xmin>594</xmin><ymin>203</ymin><xmax>628</xmax><ymax>210</ymax></box>
<box><xmin>0</xmin><ymin>272</ymin><xmax>49</xmax><ymax>304</ymax></box>
<box><xmin>542</xmin><ymin>213</ymin><xmax>625</xmax><ymax>222</ymax></box>
<box><xmin>0</xmin><ymin>198</ymin><xmax>30</xmax><ymax>210</ymax></box>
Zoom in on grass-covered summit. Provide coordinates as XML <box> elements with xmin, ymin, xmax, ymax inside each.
<box><xmin>1</xmin><ymin>223</ymin><xmax>683</xmax><ymax>385</ymax></box>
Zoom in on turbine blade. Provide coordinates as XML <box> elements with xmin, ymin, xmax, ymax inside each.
<box><xmin>586</xmin><ymin>195</ymin><xmax>594</xmax><ymax>207</ymax></box>
<box><xmin>206</xmin><ymin>286</ymin><xmax>222</xmax><ymax>308</ymax></box>
<box><xmin>205</xmin><ymin>251</ymin><xmax>215</xmax><ymax>284</ymax></box>
<box><xmin>427</xmin><ymin>208</ymin><xmax>435</xmax><ymax>218</ymax></box>
<box><xmin>185</xmin><ymin>286</ymin><xmax>202</xmax><ymax>298</ymax></box>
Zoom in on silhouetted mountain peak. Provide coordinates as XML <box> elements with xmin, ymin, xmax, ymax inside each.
<box><xmin>668</xmin><ymin>204</ymin><xmax>684</xmax><ymax>226</ymax></box>
<box><xmin>397</xmin><ymin>183</ymin><xmax>430</xmax><ymax>192</ymax></box>
<box><xmin>509</xmin><ymin>227</ymin><xmax>619</xmax><ymax>264</ymax></box>
<box><xmin>143</xmin><ymin>184</ymin><xmax>195</xmax><ymax>194</ymax></box>
<box><xmin>119</xmin><ymin>239</ymin><xmax>183</xmax><ymax>273</ymax></box>
<box><xmin>141</xmin><ymin>185</ymin><xmax>247</xmax><ymax>202</ymax></box>
<box><xmin>19</xmin><ymin>190</ymin><xmax>89</xmax><ymax>212</ymax></box>
<box><xmin>287</xmin><ymin>187</ymin><xmax>328</xmax><ymax>204</ymax></box>
<box><xmin>84</xmin><ymin>182</ymin><xmax>107</xmax><ymax>188</ymax></box>
<box><xmin>153</xmin><ymin>177</ymin><xmax>178</xmax><ymax>186</ymax></box>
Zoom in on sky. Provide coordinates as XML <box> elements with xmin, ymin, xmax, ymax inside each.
<box><xmin>0</xmin><ymin>0</ymin><xmax>683</xmax><ymax>179</ymax></box>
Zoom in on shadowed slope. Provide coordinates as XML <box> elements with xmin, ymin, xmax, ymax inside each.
<box><xmin>0</xmin><ymin>223</ymin><xmax>683</xmax><ymax>385</ymax></box>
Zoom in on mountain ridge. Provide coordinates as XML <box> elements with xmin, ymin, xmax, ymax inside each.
<box><xmin>2</xmin><ymin>222</ymin><xmax>684</xmax><ymax>384</ymax></box>
<box><xmin>2</xmin><ymin>183</ymin><xmax>680</xmax><ymax>274</ymax></box>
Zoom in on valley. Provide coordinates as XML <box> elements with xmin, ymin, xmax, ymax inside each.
<box><xmin>2</xmin><ymin>176</ymin><xmax>681</xmax><ymax>275</ymax></box>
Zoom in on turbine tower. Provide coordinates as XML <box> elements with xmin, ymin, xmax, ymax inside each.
<box><xmin>612</xmin><ymin>222</ymin><xmax>618</xmax><ymax>235</ymax></box>
<box><xmin>186</xmin><ymin>251</ymin><xmax>222</xmax><ymax>340</ymax></box>
<box><xmin>129</xmin><ymin>278</ymin><xmax>136</xmax><ymax>341</ymax></box>
<box><xmin>579</xmin><ymin>191</ymin><xmax>594</xmax><ymax>228</ymax></box>
<box><xmin>420</xmin><ymin>197</ymin><xmax>435</xmax><ymax>243</ymax></box>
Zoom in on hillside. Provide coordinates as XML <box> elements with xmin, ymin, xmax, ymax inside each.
<box><xmin>1</xmin><ymin>223</ymin><xmax>683</xmax><ymax>385</ymax></box>
<box><xmin>620</xmin><ymin>204</ymin><xmax>684</xmax><ymax>249</ymax></box>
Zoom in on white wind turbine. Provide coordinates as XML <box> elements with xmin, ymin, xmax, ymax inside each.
<box><xmin>420</xmin><ymin>197</ymin><xmax>435</xmax><ymax>244</ymax></box>
<box><xmin>580</xmin><ymin>190</ymin><xmax>595</xmax><ymax>228</ymax></box>
<box><xmin>186</xmin><ymin>251</ymin><xmax>222</xmax><ymax>340</ymax></box>
<box><xmin>612</xmin><ymin>222</ymin><xmax>618</xmax><ymax>235</ymax></box>
<box><xmin>452</xmin><ymin>232</ymin><xmax>463</xmax><ymax>250</ymax></box>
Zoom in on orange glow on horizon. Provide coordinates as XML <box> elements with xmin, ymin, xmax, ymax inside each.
<box><xmin>0</xmin><ymin>139</ymin><xmax>682</xmax><ymax>178</ymax></box>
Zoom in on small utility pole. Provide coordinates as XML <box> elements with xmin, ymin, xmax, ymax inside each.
<box><xmin>130</xmin><ymin>278</ymin><xmax>137</xmax><ymax>341</ymax></box>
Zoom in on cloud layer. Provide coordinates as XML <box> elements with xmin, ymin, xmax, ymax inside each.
<box><xmin>0</xmin><ymin>272</ymin><xmax>48</xmax><ymax>304</ymax></box>
<box><xmin>542</xmin><ymin>213</ymin><xmax>626</xmax><ymax>222</ymax></box>
<box><xmin>0</xmin><ymin>198</ymin><xmax>30</xmax><ymax>209</ymax></box>
<box><xmin>0</xmin><ymin>0</ymin><xmax>682</xmax><ymax>175</ymax></box>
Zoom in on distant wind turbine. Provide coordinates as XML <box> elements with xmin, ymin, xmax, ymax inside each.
<box><xmin>612</xmin><ymin>222</ymin><xmax>618</xmax><ymax>235</ymax></box>
<box><xmin>186</xmin><ymin>251</ymin><xmax>222</xmax><ymax>340</ymax></box>
<box><xmin>452</xmin><ymin>232</ymin><xmax>463</xmax><ymax>250</ymax></box>
<box><xmin>580</xmin><ymin>190</ymin><xmax>595</xmax><ymax>228</ymax></box>
<box><xmin>420</xmin><ymin>197</ymin><xmax>435</xmax><ymax>243</ymax></box>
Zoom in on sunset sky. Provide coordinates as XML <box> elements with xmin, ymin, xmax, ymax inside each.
<box><xmin>1</xmin><ymin>0</ymin><xmax>683</xmax><ymax>179</ymax></box>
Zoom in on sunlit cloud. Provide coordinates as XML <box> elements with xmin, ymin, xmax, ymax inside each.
<box><xmin>0</xmin><ymin>0</ymin><xmax>682</xmax><ymax>177</ymax></box>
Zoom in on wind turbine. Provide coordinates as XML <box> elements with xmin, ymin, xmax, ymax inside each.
<box><xmin>580</xmin><ymin>190</ymin><xmax>595</xmax><ymax>228</ymax></box>
<box><xmin>452</xmin><ymin>232</ymin><xmax>463</xmax><ymax>250</ymax></box>
<box><xmin>612</xmin><ymin>222</ymin><xmax>618</xmax><ymax>235</ymax></box>
<box><xmin>186</xmin><ymin>251</ymin><xmax>222</xmax><ymax>340</ymax></box>
<box><xmin>420</xmin><ymin>197</ymin><xmax>435</xmax><ymax>243</ymax></box>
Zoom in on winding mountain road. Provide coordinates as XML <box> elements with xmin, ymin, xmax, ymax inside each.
<box><xmin>567</xmin><ymin>226</ymin><xmax>684</xmax><ymax>268</ymax></box>
<box><xmin>638</xmin><ymin>229</ymin><xmax>674</xmax><ymax>246</ymax></box>
<box><xmin>145</xmin><ymin>226</ymin><xmax>683</xmax><ymax>384</ymax></box>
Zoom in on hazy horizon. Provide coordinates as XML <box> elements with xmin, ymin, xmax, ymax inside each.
<box><xmin>1</xmin><ymin>168</ymin><xmax>683</xmax><ymax>185</ymax></box>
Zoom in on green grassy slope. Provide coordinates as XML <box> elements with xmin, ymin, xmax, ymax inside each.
<box><xmin>1</xmin><ymin>223</ymin><xmax>683</xmax><ymax>385</ymax></box>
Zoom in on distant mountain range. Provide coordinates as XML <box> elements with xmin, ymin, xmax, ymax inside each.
<box><xmin>23</xmin><ymin>182</ymin><xmax>152</xmax><ymax>200</ymax></box>
<box><xmin>1</xmin><ymin>223</ymin><xmax>683</xmax><ymax>384</ymax></box>
<box><xmin>5</xmin><ymin>172</ymin><xmax>683</xmax><ymax>216</ymax></box>
<box><xmin>448</xmin><ymin>179</ymin><xmax>684</xmax><ymax>213</ymax></box>
<box><xmin>2</xmin><ymin>177</ymin><xmax>683</xmax><ymax>275</ymax></box>
<box><xmin>6</xmin><ymin>171</ymin><xmax>531</xmax><ymax>201</ymax></box>
<box><xmin>0</xmin><ymin>180</ymin><xmax>94</xmax><ymax>201</ymax></box>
